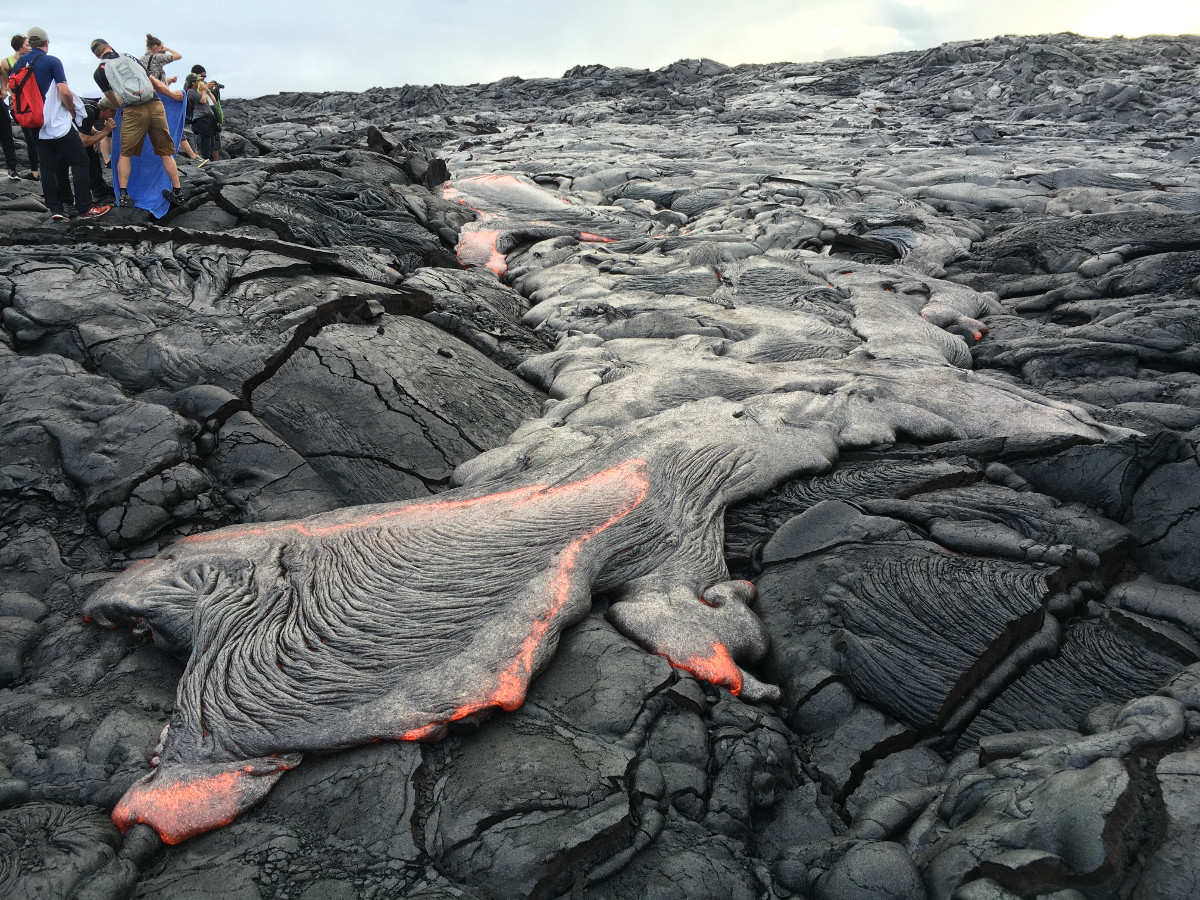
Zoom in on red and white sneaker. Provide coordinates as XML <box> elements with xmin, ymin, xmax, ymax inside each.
<box><xmin>80</xmin><ymin>205</ymin><xmax>112</xmax><ymax>219</ymax></box>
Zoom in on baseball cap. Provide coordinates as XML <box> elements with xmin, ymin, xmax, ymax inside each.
<box><xmin>27</xmin><ymin>26</ymin><xmax>48</xmax><ymax>45</ymax></box>
<box><xmin>90</xmin><ymin>38</ymin><xmax>109</xmax><ymax>54</ymax></box>
<box><xmin>98</xmin><ymin>96</ymin><xmax>119</xmax><ymax>111</ymax></box>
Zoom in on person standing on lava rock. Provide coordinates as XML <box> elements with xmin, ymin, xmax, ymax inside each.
<box><xmin>190</xmin><ymin>63</ymin><xmax>224</xmax><ymax>161</ymax></box>
<box><xmin>0</xmin><ymin>38</ymin><xmax>22</xmax><ymax>180</ymax></box>
<box><xmin>176</xmin><ymin>73</ymin><xmax>203</xmax><ymax>165</ymax></box>
<box><xmin>9</xmin><ymin>27</ymin><xmax>109</xmax><ymax>220</ymax></box>
<box><xmin>52</xmin><ymin>95</ymin><xmax>114</xmax><ymax>203</ymax></box>
<box><xmin>1</xmin><ymin>35</ymin><xmax>40</xmax><ymax>181</ymax></box>
<box><xmin>90</xmin><ymin>38</ymin><xmax>184</xmax><ymax>209</ymax></box>
<box><xmin>183</xmin><ymin>73</ymin><xmax>218</xmax><ymax>163</ymax></box>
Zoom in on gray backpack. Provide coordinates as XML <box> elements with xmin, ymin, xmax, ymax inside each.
<box><xmin>106</xmin><ymin>54</ymin><xmax>155</xmax><ymax>105</ymax></box>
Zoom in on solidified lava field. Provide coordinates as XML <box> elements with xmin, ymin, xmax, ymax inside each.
<box><xmin>3</xmin><ymin>31</ymin><xmax>1200</xmax><ymax>900</ymax></box>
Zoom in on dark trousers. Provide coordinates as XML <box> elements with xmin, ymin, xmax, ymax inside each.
<box><xmin>0</xmin><ymin>103</ymin><xmax>17</xmax><ymax>173</ymax></box>
<box><xmin>58</xmin><ymin>146</ymin><xmax>108</xmax><ymax>200</ymax></box>
<box><xmin>196</xmin><ymin>127</ymin><xmax>221</xmax><ymax>160</ymax></box>
<box><xmin>21</xmin><ymin>125</ymin><xmax>39</xmax><ymax>173</ymax></box>
<box><xmin>38</xmin><ymin>130</ymin><xmax>92</xmax><ymax>213</ymax></box>
<box><xmin>88</xmin><ymin>146</ymin><xmax>109</xmax><ymax>197</ymax></box>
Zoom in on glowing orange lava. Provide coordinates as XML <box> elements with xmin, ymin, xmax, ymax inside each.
<box><xmin>108</xmin><ymin>440</ymin><xmax>657</xmax><ymax>843</ymax></box>
<box><xmin>440</xmin><ymin>175</ymin><xmax>614</xmax><ymax>274</ymax></box>
<box><xmin>456</xmin><ymin>228</ymin><xmax>508</xmax><ymax>275</ymax></box>
<box><xmin>399</xmin><ymin>458</ymin><xmax>651</xmax><ymax>738</ymax></box>
<box><xmin>666</xmin><ymin>642</ymin><xmax>743</xmax><ymax>696</ymax></box>
<box><xmin>182</xmin><ymin>461</ymin><xmax>651</xmax><ymax>742</ymax></box>
<box><xmin>113</xmin><ymin>758</ymin><xmax>297</xmax><ymax>845</ymax></box>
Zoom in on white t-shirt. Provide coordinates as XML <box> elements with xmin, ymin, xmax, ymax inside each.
<box><xmin>39</xmin><ymin>79</ymin><xmax>84</xmax><ymax>140</ymax></box>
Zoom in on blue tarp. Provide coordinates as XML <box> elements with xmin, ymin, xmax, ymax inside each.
<box><xmin>111</xmin><ymin>92</ymin><xmax>187</xmax><ymax>218</ymax></box>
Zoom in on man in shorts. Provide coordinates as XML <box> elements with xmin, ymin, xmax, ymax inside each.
<box><xmin>89</xmin><ymin>38</ymin><xmax>183</xmax><ymax>208</ymax></box>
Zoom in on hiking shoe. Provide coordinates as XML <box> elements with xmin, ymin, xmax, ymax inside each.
<box><xmin>118</xmin><ymin>193</ymin><xmax>134</xmax><ymax>208</ymax></box>
<box><xmin>6</xmin><ymin>170</ymin><xmax>18</xmax><ymax>181</ymax></box>
<box><xmin>50</xmin><ymin>212</ymin><xmax>68</xmax><ymax>222</ymax></box>
<box><xmin>162</xmin><ymin>187</ymin><xmax>185</xmax><ymax>206</ymax></box>
<box><xmin>81</xmin><ymin>204</ymin><xmax>111</xmax><ymax>219</ymax></box>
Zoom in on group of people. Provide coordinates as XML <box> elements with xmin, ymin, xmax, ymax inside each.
<box><xmin>1</xmin><ymin>26</ymin><xmax>225</xmax><ymax>221</ymax></box>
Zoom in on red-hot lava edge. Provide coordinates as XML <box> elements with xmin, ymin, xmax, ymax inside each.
<box><xmin>669</xmin><ymin>642</ymin><xmax>744</xmax><ymax>697</ymax></box>
<box><xmin>397</xmin><ymin>459</ymin><xmax>652</xmax><ymax>738</ymax></box>
<box><xmin>113</xmin><ymin>761</ymin><xmax>298</xmax><ymax>846</ymax></box>
<box><xmin>443</xmin><ymin>175</ymin><xmax>614</xmax><ymax>276</ymax></box>
<box><xmin>113</xmin><ymin>460</ymin><xmax>779</xmax><ymax>843</ymax></box>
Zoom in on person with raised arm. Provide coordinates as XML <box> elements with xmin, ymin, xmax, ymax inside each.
<box><xmin>140</xmin><ymin>34</ymin><xmax>182</xmax><ymax>85</ymax></box>
<box><xmin>90</xmin><ymin>38</ymin><xmax>184</xmax><ymax>209</ymax></box>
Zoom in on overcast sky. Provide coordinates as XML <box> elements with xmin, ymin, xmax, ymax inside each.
<box><xmin>5</xmin><ymin>0</ymin><xmax>1198</xmax><ymax>100</ymax></box>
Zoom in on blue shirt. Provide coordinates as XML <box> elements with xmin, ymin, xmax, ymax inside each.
<box><xmin>16</xmin><ymin>48</ymin><xmax>68</xmax><ymax>97</ymax></box>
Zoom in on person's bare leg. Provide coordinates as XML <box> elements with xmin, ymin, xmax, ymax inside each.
<box><xmin>117</xmin><ymin>155</ymin><xmax>131</xmax><ymax>189</ymax></box>
<box><xmin>161</xmin><ymin>153</ymin><xmax>181</xmax><ymax>188</ymax></box>
<box><xmin>179</xmin><ymin>139</ymin><xmax>198</xmax><ymax>160</ymax></box>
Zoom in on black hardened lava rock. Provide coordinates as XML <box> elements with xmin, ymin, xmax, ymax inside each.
<box><xmin>3</xmin><ymin>30</ymin><xmax>1200</xmax><ymax>900</ymax></box>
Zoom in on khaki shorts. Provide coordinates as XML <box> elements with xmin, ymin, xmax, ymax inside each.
<box><xmin>119</xmin><ymin>99</ymin><xmax>175</xmax><ymax>157</ymax></box>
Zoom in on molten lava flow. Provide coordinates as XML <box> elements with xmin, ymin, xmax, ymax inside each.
<box><xmin>455</xmin><ymin>228</ymin><xmax>508</xmax><ymax>276</ymax></box>
<box><xmin>181</xmin><ymin>460</ymin><xmax>652</xmax><ymax>743</ymax></box>
<box><xmin>666</xmin><ymin>642</ymin><xmax>744</xmax><ymax>697</ymax></box>
<box><xmin>399</xmin><ymin>458</ymin><xmax>651</xmax><ymax>739</ymax></box>
<box><xmin>112</xmin><ymin>759</ymin><xmax>297</xmax><ymax>845</ymax></box>
<box><xmin>441</xmin><ymin>181</ymin><xmax>497</xmax><ymax>222</ymax></box>
<box><xmin>442</xmin><ymin>174</ymin><xmax>618</xmax><ymax>274</ymax></box>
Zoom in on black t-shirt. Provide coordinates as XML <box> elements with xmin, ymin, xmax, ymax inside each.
<box><xmin>80</xmin><ymin>100</ymin><xmax>100</xmax><ymax>136</ymax></box>
<box><xmin>93</xmin><ymin>50</ymin><xmax>119</xmax><ymax>94</ymax></box>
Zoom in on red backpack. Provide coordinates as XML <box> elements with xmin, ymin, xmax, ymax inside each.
<box><xmin>7</xmin><ymin>62</ymin><xmax>45</xmax><ymax>129</ymax></box>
